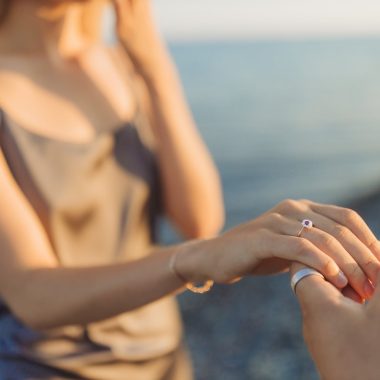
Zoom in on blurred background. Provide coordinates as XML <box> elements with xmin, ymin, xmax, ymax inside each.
<box><xmin>110</xmin><ymin>1</ymin><xmax>380</xmax><ymax>379</ymax></box>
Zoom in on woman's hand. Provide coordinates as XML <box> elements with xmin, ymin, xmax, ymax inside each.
<box><xmin>291</xmin><ymin>262</ymin><xmax>380</xmax><ymax>380</ymax></box>
<box><xmin>111</xmin><ymin>0</ymin><xmax>166</xmax><ymax>76</ymax></box>
<box><xmin>178</xmin><ymin>199</ymin><xmax>380</xmax><ymax>299</ymax></box>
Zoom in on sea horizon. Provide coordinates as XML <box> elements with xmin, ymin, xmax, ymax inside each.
<box><xmin>160</xmin><ymin>36</ymin><xmax>380</xmax><ymax>242</ymax></box>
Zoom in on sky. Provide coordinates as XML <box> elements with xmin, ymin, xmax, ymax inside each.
<box><xmin>152</xmin><ymin>0</ymin><xmax>380</xmax><ymax>41</ymax></box>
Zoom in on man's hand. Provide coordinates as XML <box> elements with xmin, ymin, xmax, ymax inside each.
<box><xmin>291</xmin><ymin>263</ymin><xmax>380</xmax><ymax>380</ymax></box>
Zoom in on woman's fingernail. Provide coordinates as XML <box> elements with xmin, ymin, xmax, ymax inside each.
<box><xmin>336</xmin><ymin>270</ymin><xmax>348</xmax><ymax>287</ymax></box>
<box><xmin>364</xmin><ymin>281</ymin><xmax>375</xmax><ymax>299</ymax></box>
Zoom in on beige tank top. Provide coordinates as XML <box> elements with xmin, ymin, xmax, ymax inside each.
<box><xmin>0</xmin><ymin>106</ymin><xmax>182</xmax><ymax>371</ymax></box>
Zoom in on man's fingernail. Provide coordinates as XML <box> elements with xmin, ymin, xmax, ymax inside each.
<box><xmin>336</xmin><ymin>270</ymin><xmax>348</xmax><ymax>287</ymax></box>
<box><xmin>364</xmin><ymin>281</ymin><xmax>375</xmax><ymax>299</ymax></box>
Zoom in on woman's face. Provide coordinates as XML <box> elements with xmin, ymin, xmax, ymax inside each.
<box><xmin>0</xmin><ymin>0</ymin><xmax>106</xmax><ymax>41</ymax></box>
<box><xmin>36</xmin><ymin>0</ymin><xmax>105</xmax><ymax>20</ymax></box>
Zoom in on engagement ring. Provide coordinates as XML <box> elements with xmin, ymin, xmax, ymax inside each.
<box><xmin>297</xmin><ymin>219</ymin><xmax>313</xmax><ymax>237</ymax></box>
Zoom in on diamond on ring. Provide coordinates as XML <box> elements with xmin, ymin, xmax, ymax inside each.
<box><xmin>297</xmin><ymin>219</ymin><xmax>313</xmax><ymax>237</ymax></box>
<box><xmin>302</xmin><ymin>219</ymin><xmax>313</xmax><ymax>229</ymax></box>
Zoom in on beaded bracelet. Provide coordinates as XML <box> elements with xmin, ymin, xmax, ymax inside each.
<box><xmin>169</xmin><ymin>242</ymin><xmax>214</xmax><ymax>294</ymax></box>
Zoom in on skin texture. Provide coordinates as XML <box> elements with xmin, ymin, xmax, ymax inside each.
<box><xmin>0</xmin><ymin>1</ymin><xmax>379</xmax><ymax>334</ymax></box>
<box><xmin>0</xmin><ymin>0</ymin><xmax>225</xmax><ymax>238</ymax></box>
<box><xmin>292</xmin><ymin>262</ymin><xmax>380</xmax><ymax>380</ymax></box>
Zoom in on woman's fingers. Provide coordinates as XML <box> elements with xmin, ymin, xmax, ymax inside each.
<box><xmin>307</xmin><ymin>201</ymin><xmax>380</xmax><ymax>259</ymax></box>
<box><xmin>300</xmin><ymin>226</ymin><xmax>373</xmax><ymax>299</ymax></box>
<box><xmin>309</xmin><ymin>212</ymin><xmax>380</xmax><ymax>286</ymax></box>
<box><xmin>238</xmin><ymin>200</ymin><xmax>379</xmax><ymax>290</ymax></box>
<box><xmin>270</xmin><ymin>233</ymin><xmax>348</xmax><ymax>288</ymax></box>
<box><xmin>270</xmin><ymin>213</ymin><xmax>373</xmax><ymax>298</ymax></box>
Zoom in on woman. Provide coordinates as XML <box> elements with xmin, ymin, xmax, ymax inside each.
<box><xmin>0</xmin><ymin>0</ymin><xmax>379</xmax><ymax>379</ymax></box>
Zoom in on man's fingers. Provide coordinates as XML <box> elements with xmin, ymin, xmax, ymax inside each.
<box><xmin>291</xmin><ymin>263</ymin><xmax>344</xmax><ymax>317</ymax></box>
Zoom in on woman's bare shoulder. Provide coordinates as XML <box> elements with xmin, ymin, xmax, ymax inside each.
<box><xmin>104</xmin><ymin>44</ymin><xmax>135</xmax><ymax>78</ymax></box>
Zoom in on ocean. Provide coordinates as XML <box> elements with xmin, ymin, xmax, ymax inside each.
<box><xmin>166</xmin><ymin>37</ymin><xmax>380</xmax><ymax>380</ymax></box>
<box><xmin>169</xmin><ymin>37</ymin><xmax>380</xmax><ymax>229</ymax></box>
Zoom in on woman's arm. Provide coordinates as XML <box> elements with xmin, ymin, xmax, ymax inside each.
<box><xmin>112</xmin><ymin>0</ymin><xmax>224</xmax><ymax>239</ymax></box>
<box><xmin>0</xmin><ymin>148</ymin><xmax>188</xmax><ymax>329</ymax></box>
<box><xmin>1</xmin><ymin>131</ymin><xmax>379</xmax><ymax>332</ymax></box>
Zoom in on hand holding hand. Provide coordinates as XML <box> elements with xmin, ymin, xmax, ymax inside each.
<box><xmin>178</xmin><ymin>199</ymin><xmax>380</xmax><ymax>300</ymax></box>
<box><xmin>291</xmin><ymin>262</ymin><xmax>380</xmax><ymax>380</ymax></box>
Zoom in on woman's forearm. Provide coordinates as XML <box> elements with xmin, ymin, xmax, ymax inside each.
<box><xmin>12</xmin><ymin>245</ymin><xmax>187</xmax><ymax>330</ymax></box>
<box><xmin>134</xmin><ymin>49</ymin><xmax>225</xmax><ymax>238</ymax></box>
<box><xmin>113</xmin><ymin>0</ymin><xmax>223</xmax><ymax>236</ymax></box>
<box><xmin>4</xmin><ymin>197</ymin><xmax>380</xmax><ymax>334</ymax></box>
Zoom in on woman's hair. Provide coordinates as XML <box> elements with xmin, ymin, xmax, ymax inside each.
<box><xmin>0</xmin><ymin>1</ymin><xmax>105</xmax><ymax>40</ymax></box>
<box><xmin>0</xmin><ymin>0</ymin><xmax>10</xmax><ymax>26</ymax></box>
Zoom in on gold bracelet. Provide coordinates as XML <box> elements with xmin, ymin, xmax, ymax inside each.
<box><xmin>168</xmin><ymin>242</ymin><xmax>214</xmax><ymax>294</ymax></box>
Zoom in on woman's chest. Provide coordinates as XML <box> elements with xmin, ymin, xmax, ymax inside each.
<box><xmin>0</xmin><ymin>49</ymin><xmax>137</xmax><ymax>143</ymax></box>
<box><xmin>0</xmin><ymin>114</ymin><xmax>158</xmax><ymax>263</ymax></box>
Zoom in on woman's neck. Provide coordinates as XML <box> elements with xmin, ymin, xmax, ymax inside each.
<box><xmin>0</xmin><ymin>1</ymin><xmax>99</xmax><ymax>60</ymax></box>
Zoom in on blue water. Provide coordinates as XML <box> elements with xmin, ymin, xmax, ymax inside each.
<box><xmin>164</xmin><ymin>38</ymin><xmax>380</xmax><ymax>380</ymax></box>
<box><xmin>169</xmin><ymin>37</ymin><xmax>380</xmax><ymax>229</ymax></box>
